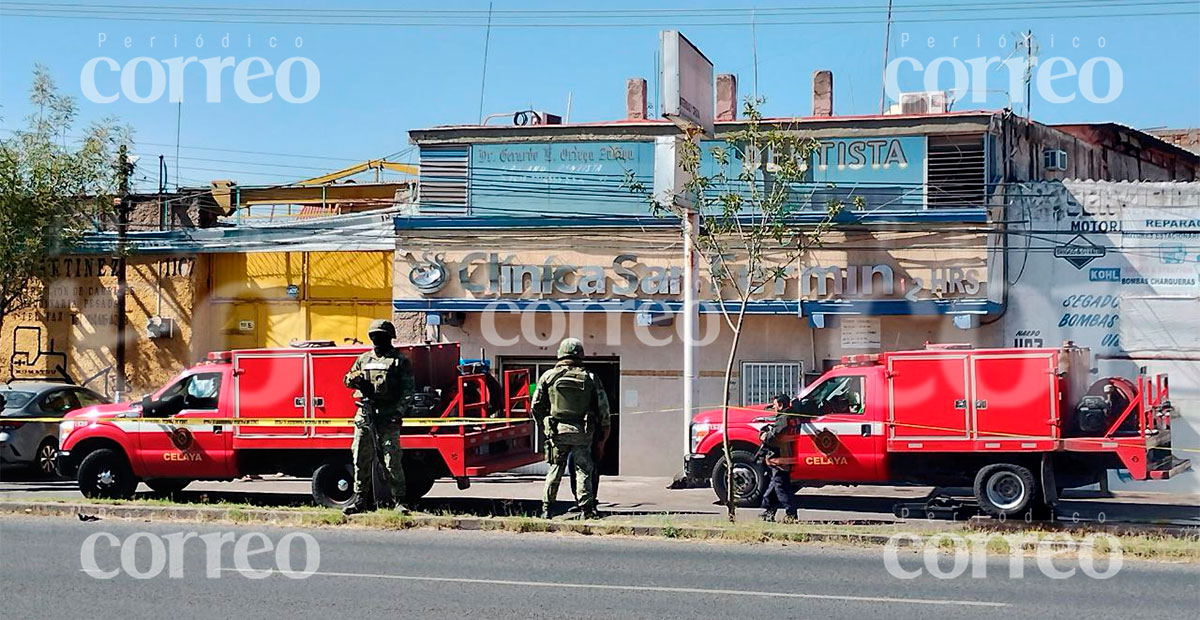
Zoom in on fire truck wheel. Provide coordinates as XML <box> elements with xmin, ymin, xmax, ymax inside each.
<box><xmin>402</xmin><ymin>466</ymin><xmax>436</xmax><ymax>504</ymax></box>
<box><xmin>145</xmin><ymin>479</ymin><xmax>191</xmax><ymax>495</ymax></box>
<box><xmin>974</xmin><ymin>463</ymin><xmax>1037</xmax><ymax>518</ymax></box>
<box><xmin>77</xmin><ymin>448</ymin><xmax>138</xmax><ymax>500</ymax></box>
<box><xmin>311</xmin><ymin>462</ymin><xmax>356</xmax><ymax>509</ymax></box>
<box><xmin>712</xmin><ymin>450</ymin><xmax>767</xmax><ymax>508</ymax></box>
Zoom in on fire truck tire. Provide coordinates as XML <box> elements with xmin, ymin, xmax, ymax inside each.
<box><xmin>145</xmin><ymin>479</ymin><xmax>191</xmax><ymax>495</ymax></box>
<box><xmin>712</xmin><ymin>450</ymin><xmax>768</xmax><ymax>508</ymax></box>
<box><xmin>77</xmin><ymin>448</ymin><xmax>138</xmax><ymax>500</ymax></box>
<box><xmin>402</xmin><ymin>466</ymin><xmax>436</xmax><ymax>503</ymax></box>
<box><xmin>974</xmin><ymin>463</ymin><xmax>1037</xmax><ymax>518</ymax></box>
<box><xmin>311</xmin><ymin>462</ymin><xmax>356</xmax><ymax>509</ymax></box>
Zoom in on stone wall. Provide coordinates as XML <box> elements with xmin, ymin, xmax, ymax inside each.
<box><xmin>0</xmin><ymin>253</ymin><xmax>205</xmax><ymax>398</ymax></box>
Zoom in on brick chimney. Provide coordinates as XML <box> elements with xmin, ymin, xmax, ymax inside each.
<box><xmin>716</xmin><ymin>74</ymin><xmax>737</xmax><ymax>121</ymax></box>
<box><xmin>626</xmin><ymin>78</ymin><xmax>647</xmax><ymax>120</ymax></box>
<box><xmin>812</xmin><ymin>69</ymin><xmax>833</xmax><ymax>117</ymax></box>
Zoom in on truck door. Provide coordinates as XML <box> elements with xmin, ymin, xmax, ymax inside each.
<box><xmin>234</xmin><ymin>353</ymin><xmax>308</xmax><ymax>438</ymax></box>
<box><xmin>970</xmin><ymin>352</ymin><xmax>1058</xmax><ymax>442</ymax></box>
<box><xmin>138</xmin><ymin>371</ymin><xmax>233</xmax><ymax>478</ymax></box>
<box><xmin>787</xmin><ymin>372</ymin><xmax>884</xmax><ymax>483</ymax></box>
<box><xmin>309</xmin><ymin>352</ymin><xmax>360</xmax><ymax>439</ymax></box>
<box><xmin>888</xmin><ymin>354</ymin><xmax>971</xmax><ymax>442</ymax></box>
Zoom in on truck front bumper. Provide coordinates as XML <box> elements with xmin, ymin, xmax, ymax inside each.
<box><xmin>683</xmin><ymin>452</ymin><xmax>713</xmax><ymax>485</ymax></box>
<box><xmin>56</xmin><ymin>450</ymin><xmax>77</xmax><ymax>478</ymax></box>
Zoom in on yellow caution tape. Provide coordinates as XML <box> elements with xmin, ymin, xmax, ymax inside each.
<box><xmin>7</xmin><ymin>416</ymin><xmax>531</xmax><ymax>427</ymax></box>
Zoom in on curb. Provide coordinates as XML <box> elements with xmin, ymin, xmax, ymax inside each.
<box><xmin>4</xmin><ymin>500</ymin><xmax>1194</xmax><ymax>546</ymax></box>
<box><xmin>0</xmin><ymin>500</ymin><xmax>899</xmax><ymax>545</ymax></box>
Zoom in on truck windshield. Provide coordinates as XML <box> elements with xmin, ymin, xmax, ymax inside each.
<box><xmin>149</xmin><ymin>372</ymin><xmax>223</xmax><ymax>416</ymax></box>
<box><xmin>796</xmin><ymin>375</ymin><xmax>864</xmax><ymax>416</ymax></box>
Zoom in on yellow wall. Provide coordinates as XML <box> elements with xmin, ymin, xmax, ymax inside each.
<box><xmin>0</xmin><ymin>250</ymin><xmax>394</xmax><ymax>399</ymax></box>
<box><xmin>206</xmin><ymin>251</ymin><xmax>393</xmax><ymax>350</ymax></box>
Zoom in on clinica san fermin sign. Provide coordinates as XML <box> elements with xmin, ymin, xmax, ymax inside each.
<box><xmin>405</xmin><ymin>252</ymin><xmax>983</xmax><ymax>302</ymax></box>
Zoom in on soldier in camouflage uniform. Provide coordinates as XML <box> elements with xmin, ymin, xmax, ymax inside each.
<box><xmin>342</xmin><ymin>319</ymin><xmax>415</xmax><ymax>515</ymax></box>
<box><xmin>533</xmin><ymin>338</ymin><xmax>610</xmax><ymax>520</ymax></box>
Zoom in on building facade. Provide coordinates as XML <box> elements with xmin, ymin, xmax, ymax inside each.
<box><xmin>1003</xmin><ymin>180</ymin><xmax>1200</xmax><ymax>492</ymax></box>
<box><xmin>395</xmin><ymin>84</ymin><xmax>1195</xmax><ymax>476</ymax></box>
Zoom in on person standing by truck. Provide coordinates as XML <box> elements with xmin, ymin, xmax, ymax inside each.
<box><xmin>533</xmin><ymin>338</ymin><xmax>610</xmax><ymax>520</ymax></box>
<box><xmin>342</xmin><ymin>319</ymin><xmax>416</xmax><ymax>516</ymax></box>
<box><xmin>757</xmin><ymin>394</ymin><xmax>803</xmax><ymax>522</ymax></box>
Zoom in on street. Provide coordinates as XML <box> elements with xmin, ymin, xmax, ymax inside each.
<box><xmin>1</xmin><ymin>515</ymin><xmax>1197</xmax><ymax>620</ymax></box>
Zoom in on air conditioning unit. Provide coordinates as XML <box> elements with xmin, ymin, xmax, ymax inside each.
<box><xmin>146</xmin><ymin>316</ymin><xmax>176</xmax><ymax>339</ymax></box>
<box><xmin>1043</xmin><ymin>148</ymin><xmax>1068</xmax><ymax>171</ymax></box>
<box><xmin>891</xmin><ymin>91</ymin><xmax>950</xmax><ymax>115</ymax></box>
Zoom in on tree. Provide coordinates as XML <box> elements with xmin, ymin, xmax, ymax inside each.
<box><xmin>0</xmin><ymin>65</ymin><xmax>130</xmax><ymax>340</ymax></box>
<box><xmin>629</xmin><ymin>98</ymin><xmax>861</xmax><ymax>520</ymax></box>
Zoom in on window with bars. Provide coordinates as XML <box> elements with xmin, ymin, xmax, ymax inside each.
<box><xmin>740</xmin><ymin>361</ymin><xmax>804</xmax><ymax>406</ymax></box>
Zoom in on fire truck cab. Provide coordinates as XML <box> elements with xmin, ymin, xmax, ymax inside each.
<box><xmin>686</xmin><ymin>343</ymin><xmax>1190</xmax><ymax>517</ymax></box>
<box><xmin>56</xmin><ymin>342</ymin><xmax>538</xmax><ymax>508</ymax></box>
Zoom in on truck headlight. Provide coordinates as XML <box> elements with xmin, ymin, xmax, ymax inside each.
<box><xmin>59</xmin><ymin>420</ymin><xmax>75</xmax><ymax>439</ymax></box>
<box><xmin>690</xmin><ymin>423</ymin><xmax>715</xmax><ymax>453</ymax></box>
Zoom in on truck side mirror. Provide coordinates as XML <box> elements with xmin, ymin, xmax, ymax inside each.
<box><xmin>141</xmin><ymin>395</ymin><xmax>155</xmax><ymax>415</ymax></box>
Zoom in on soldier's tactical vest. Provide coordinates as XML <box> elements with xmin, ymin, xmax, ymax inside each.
<box><xmin>361</xmin><ymin>351</ymin><xmax>407</xmax><ymax>408</ymax></box>
<box><xmin>546</xmin><ymin>365</ymin><xmax>593</xmax><ymax>425</ymax></box>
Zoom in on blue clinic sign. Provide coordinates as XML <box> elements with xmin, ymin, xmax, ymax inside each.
<box><xmin>469</xmin><ymin>141</ymin><xmax>654</xmax><ymax>215</ymax></box>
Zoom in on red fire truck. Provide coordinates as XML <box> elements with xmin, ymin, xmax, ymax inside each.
<box><xmin>685</xmin><ymin>344</ymin><xmax>1190</xmax><ymax>517</ymax></box>
<box><xmin>56</xmin><ymin>342</ymin><xmax>538</xmax><ymax>508</ymax></box>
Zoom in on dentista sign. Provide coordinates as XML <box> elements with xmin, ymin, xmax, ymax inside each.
<box><xmin>81</xmin><ymin>56</ymin><xmax>320</xmax><ymax>104</ymax></box>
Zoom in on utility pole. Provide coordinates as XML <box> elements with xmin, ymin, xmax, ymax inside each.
<box><xmin>1024</xmin><ymin>30</ymin><xmax>1034</xmax><ymax>120</ymax></box>
<box><xmin>681</xmin><ymin>206</ymin><xmax>699</xmax><ymax>455</ymax></box>
<box><xmin>115</xmin><ymin>145</ymin><xmax>133</xmax><ymax>400</ymax></box>
<box><xmin>879</xmin><ymin>0</ymin><xmax>894</xmax><ymax>114</ymax></box>
<box><xmin>654</xmin><ymin>132</ymin><xmax>700</xmax><ymax>457</ymax></box>
<box><xmin>158</xmin><ymin>154</ymin><xmax>166</xmax><ymax>230</ymax></box>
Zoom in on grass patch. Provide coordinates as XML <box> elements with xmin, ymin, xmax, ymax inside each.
<box><xmin>3</xmin><ymin>498</ymin><xmax>1195</xmax><ymax>563</ymax></box>
<box><xmin>496</xmin><ymin>516</ymin><xmax>551</xmax><ymax>533</ymax></box>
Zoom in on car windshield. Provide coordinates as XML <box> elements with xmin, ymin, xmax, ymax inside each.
<box><xmin>0</xmin><ymin>391</ymin><xmax>35</xmax><ymax>412</ymax></box>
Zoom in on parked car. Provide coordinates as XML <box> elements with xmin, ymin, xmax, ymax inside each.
<box><xmin>0</xmin><ymin>382</ymin><xmax>109</xmax><ymax>476</ymax></box>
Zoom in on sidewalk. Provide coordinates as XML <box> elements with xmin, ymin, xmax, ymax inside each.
<box><xmin>1</xmin><ymin>469</ymin><xmax>1196</xmax><ymax>526</ymax></box>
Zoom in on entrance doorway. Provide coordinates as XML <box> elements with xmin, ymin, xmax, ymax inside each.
<box><xmin>500</xmin><ymin>356</ymin><xmax>620</xmax><ymax>475</ymax></box>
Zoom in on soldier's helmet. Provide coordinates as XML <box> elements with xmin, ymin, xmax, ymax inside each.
<box><xmin>557</xmin><ymin>337</ymin><xmax>584</xmax><ymax>359</ymax></box>
<box><xmin>367</xmin><ymin>319</ymin><xmax>397</xmax><ymax>339</ymax></box>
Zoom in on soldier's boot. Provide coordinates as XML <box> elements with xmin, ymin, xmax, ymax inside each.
<box><xmin>760</xmin><ymin>509</ymin><xmax>777</xmax><ymax>523</ymax></box>
<box><xmin>539</xmin><ymin>503</ymin><xmax>553</xmax><ymax>519</ymax></box>
<box><xmin>343</xmin><ymin>500</ymin><xmax>374</xmax><ymax>516</ymax></box>
<box><xmin>782</xmin><ymin>511</ymin><xmax>798</xmax><ymax>524</ymax></box>
<box><xmin>581</xmin><ymin>506</ymin><xmax>600</xmax><ymax>520</ymax></box>
<box><xmin>393</xmin><ymin>503</ymin><xmax>412</xmax><ymax>515</ymax></box>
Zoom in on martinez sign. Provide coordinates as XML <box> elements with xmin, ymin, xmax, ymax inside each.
<box><xmin>405</xmin><ymin>253</ymin><xmax>983</xmax><ymax>302</ymax></box>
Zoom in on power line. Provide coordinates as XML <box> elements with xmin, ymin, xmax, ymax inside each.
<box><xmin>1</xmin><ymin>1</ymin><xmax>1194</xmax><ymax>27</ymax></box>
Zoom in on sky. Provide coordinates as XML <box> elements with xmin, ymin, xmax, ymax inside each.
<box><xmin>1</xmin><ymin>0</ymin><xmax>1197</xmax><ymax>190</ymax></box>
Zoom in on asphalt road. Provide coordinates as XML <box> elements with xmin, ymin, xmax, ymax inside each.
<box><xmin>2</xmin><ymin>515</ymin><xmax>1197</xmax><ymax>620</ymax></box>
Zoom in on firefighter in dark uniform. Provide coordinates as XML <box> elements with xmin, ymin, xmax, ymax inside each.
<box><xmin>758</xmin><ymin>394</ymin><xmax>803</xmax><ymax>522</ymax></box>
<box><xmin>342</xmin><ymin>319</ymin><xmax>415</xmax><ymax>515</ymax></box>
<box><xmin>533</xmin><ymin>338</ymin><xmax>610</xmax><ymax>520</ymax></box>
